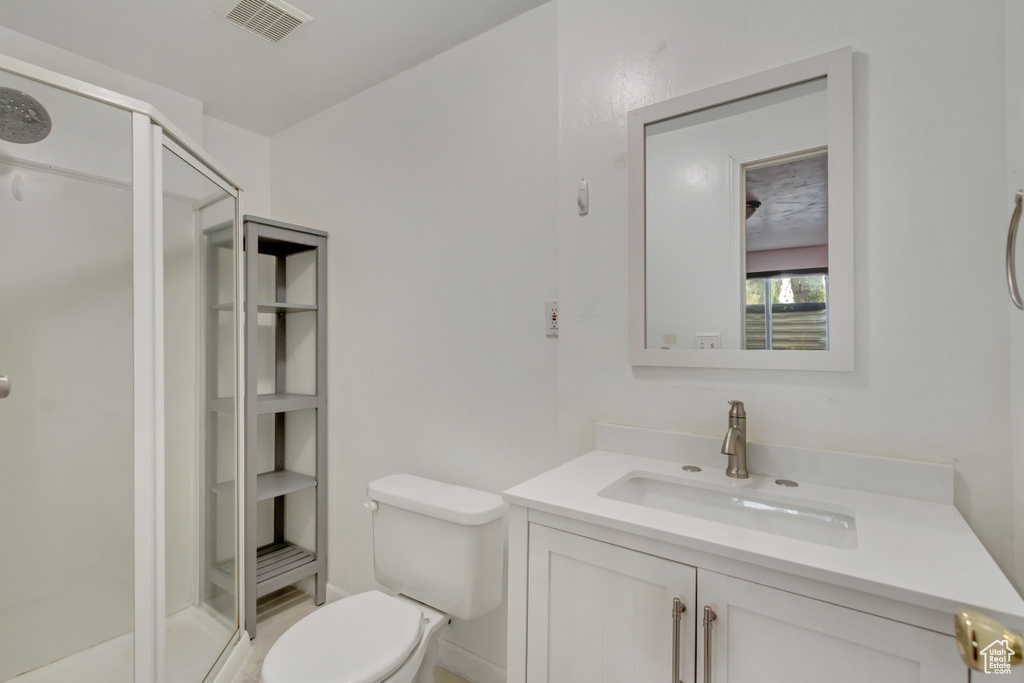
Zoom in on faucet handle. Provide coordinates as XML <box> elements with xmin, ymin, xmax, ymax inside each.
<box><xmin>727</xmin><ymin>400</ymin><xmax>746</xmax><ymax>418</ymax></box>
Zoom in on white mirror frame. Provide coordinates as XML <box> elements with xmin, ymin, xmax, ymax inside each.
<box><xmin>628</xmin><ymin>47</ymin><xmax>854</xmax><ymax>371</ymax></box>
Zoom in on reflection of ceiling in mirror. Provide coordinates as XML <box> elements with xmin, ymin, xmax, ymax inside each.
<box><xmin>745</xmin><ymin>153</ymin><xmax>828</xmax><ymax>252</ymax></box>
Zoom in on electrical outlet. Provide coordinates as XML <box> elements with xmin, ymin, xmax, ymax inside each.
<box><xmin>695</xmin><ymin>334</ymin><xmax>721</xmax><ymax>349</ymax></box>
<box><xmin>546</xmin><ymin>300</ymin><xmax>559</xmax><ymax>337</ymax></box>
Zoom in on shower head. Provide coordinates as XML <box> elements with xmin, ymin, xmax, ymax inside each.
<box><xmin>0</xmin><ymin>87</ymin><xmax>51</xmax><ymax>144</ymax></box>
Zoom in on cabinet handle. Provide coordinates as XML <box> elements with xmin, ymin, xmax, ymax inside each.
<box><xmin>1007</xmin><ymin>190</ymin><xmax>1024</xmax><ymax>309</ymax></box>
<box><xmin>703</xmin><ymin>606</ymin><xmax>717</xmax><ymax>683</ymax></box>
<box><xmin>671</xmin><ymin>598</ymin><xmax>686</xmax><ymax>683</ymax></box>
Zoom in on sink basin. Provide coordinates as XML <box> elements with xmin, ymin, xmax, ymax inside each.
<box><xmin>598</xmin><ymin>472</ymin><xmax>858</xmax><ymax>549</ymax></box>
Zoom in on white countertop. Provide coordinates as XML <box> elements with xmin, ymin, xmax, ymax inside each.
<box><xmin>504</xmin><ymin>447</ymin><xmax>1024</xmax><ymax>627</ymax></box>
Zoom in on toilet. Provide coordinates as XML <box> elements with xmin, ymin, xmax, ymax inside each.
<box><xmin>261</xmin><ymin>474</ymin><xmax>506</xmax><ymax>683</ymax></box>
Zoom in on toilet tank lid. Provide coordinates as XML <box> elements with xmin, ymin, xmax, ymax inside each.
<box><xmin>368</xmin><ymin>474</ymin><xmax>506</xmax><ymax>525</ymax></box>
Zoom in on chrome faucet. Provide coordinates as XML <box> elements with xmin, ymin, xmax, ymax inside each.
<box><xmin>721</xmin><ymin>400</ymin><xmax>748</xmax><ymax>479</ymax></box>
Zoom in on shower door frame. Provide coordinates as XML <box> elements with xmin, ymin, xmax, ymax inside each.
<box><xmin>0</xmin><ymin>53</ymin><xmax>247</xmax><ymax>683</ymax></box>
<box><xmin>157</xmin><ymin>131</ymin><xmax>247</xmax><ymax>683</ymax></box>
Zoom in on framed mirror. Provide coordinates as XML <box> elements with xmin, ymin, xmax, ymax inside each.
<box><xmin>628</xmin><ymin>48</ymin><xmax>853</xmax><ymax>370</ymax></box>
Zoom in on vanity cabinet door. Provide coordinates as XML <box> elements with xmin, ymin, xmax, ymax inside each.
<box><xmin>696</xmin><ymin>570</ymin><xmax>966</xmax><ymax>683</ymax></box>
<box><xmin>527</xmin><ymin>524</ymin><xmax>698</xmax><ymax>683</ymax></box>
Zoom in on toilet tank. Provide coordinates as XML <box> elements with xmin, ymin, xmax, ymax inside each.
<box><xmin>367</xmin><ymin>474</ymin><xmax>506</xmax><ymax>621</ymax></box>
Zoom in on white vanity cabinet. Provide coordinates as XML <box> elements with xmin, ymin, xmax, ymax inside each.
<box><xmin>696</xmin><ymin>569</ymin><xmax>964</xmax><ymax>683</ymax></box>
<box><xmin>522</xmin><ymin>523</ymin><xmax>964</xmax><ymax>683</ymax></box>
<box><xmin>526</xmin><ymin>524</ymin><xmax>698</xmax><ymax>683</ymax></box>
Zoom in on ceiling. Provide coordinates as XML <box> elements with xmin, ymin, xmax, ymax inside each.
<box><xmin>744</xmin><ymin>153</ymin><xmax>828</xmax><ymax>253</ymax></box>
<box><xmin>0</xmin><ymin>0</ymin><xmax>548</xmax><ymax>135</ymax></box>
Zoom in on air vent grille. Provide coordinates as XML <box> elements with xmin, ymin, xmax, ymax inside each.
<box><xmin>217</xmin><ymin>0</ymin><xmax>311</xmax><ymax>44</ymax></box>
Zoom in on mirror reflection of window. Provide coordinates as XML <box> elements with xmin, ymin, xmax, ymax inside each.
<box><xmin>743</xmin><ymin>150</ymin><xmax>829</xmax><ymax>350</ymax></box>
<box><xmin>745</xmin><ymin>274</ymin><xmax>828</xmax><ymax>350</ymax></box>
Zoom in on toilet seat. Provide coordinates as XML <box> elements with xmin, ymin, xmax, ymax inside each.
<box><xmin>262</xmin><ymin>590</ymin><xmax>425</xmax><ymax>683</ymax></box>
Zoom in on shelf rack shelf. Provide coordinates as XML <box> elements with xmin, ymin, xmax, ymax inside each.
<box><xmin>254</xmin><ymin>542</ymin><xmax>317</xmax><ymax>597</ymax></box>
<box><xmin>211</xmin><ymin>392</ymin><xmax>319</xmax><ymax>414</ymax></box>
<box><xmin>256</xmin><ymin>470</ymin><xmax>317</xmax><ymax>501</ymax></box>
<box><xmin>243</xmin><ymin>215</ymin><xmax>327</xmax><ymax>639</ymax></box>
<box><xmin>257</xmin><ymin>302</ymin><xmax>317</xmax><ymax>314</ymax></box>
<box><xmin>256</xmin><ymin>393</ymin><xmax>318</xmax><ymax>414</ymax></box>
<box><xmin>216</xmin><ymin>471</ymin><xmax>315</xmax><ymax>500</ymax></box>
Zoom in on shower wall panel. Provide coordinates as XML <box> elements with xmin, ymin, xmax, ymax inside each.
<box><xmin>0</xmin><ymin>162</ymin><xmax>135</xmax><ymax>680</ymax></box>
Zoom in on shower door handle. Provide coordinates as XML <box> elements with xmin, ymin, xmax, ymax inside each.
<box><xmin>0</xmin><ymin>376</ymin><xmax>9</xmax><ymax>399</ymax></box>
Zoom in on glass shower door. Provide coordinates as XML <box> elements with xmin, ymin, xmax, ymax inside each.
<box><xmin>162</xmin><ymin>140</ymin><xmax>239</xmax><ymax>682</ymax></box>
<box><xmin>0</xmin><ymin>74</ymin><xmax>136</xmax><ymax>681</ymax></box>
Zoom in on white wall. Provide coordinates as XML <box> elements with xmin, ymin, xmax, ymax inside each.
<box><xmin>270</xmin><ymin>4</ymin><xmax>558</xmax><ymax>670</ymax></box>
<box><xmin>203</xmin><ymin>115</ymin><xmax>272</xmax><ymax>218</ymax></box>
<box><xmin>557</xmin><ymin>0</ymin><xmax>1017</xmax><ymax>589</ymax></box>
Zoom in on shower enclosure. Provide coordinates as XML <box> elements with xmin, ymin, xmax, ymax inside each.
<box><xmin>0</xmin><ymin>56</ymin><xmax>245</xmax><ymax>683</ymax></box>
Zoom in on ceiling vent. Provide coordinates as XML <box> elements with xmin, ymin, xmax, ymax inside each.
<box><xmin>216</xmin><ymin>0</ymin><xmax>312</xmax><ymax>44</ymax></box>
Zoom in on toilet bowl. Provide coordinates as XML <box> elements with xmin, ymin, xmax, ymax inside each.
<box><xmin>261</xmin><ymin>591</ymin><xmax>447</xmax><ymax>683</ymax></box>
<box><xmin>261</xmin><ymin>475</ymin><xmax>506</xmax><ymax>683</ymax></box>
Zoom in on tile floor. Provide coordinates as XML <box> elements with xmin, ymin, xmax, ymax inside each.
<box><xmin>238</xmin><ymin>587</ymin><xmax>471</xmax><ymax>683</ymax></box>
